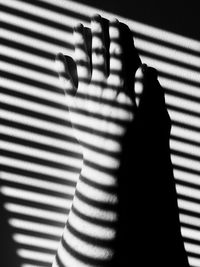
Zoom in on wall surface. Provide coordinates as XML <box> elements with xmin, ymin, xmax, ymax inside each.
<box><xmin>1</xmin><ymin>0</ymin><xmax>200</xmax><ymax>266</ymax></box>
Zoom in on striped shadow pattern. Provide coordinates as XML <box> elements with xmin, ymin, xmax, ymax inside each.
<box><xmin>1</xmin><ymin>0</ymin><xmax>200</xmax><ymax>266</ymax></box>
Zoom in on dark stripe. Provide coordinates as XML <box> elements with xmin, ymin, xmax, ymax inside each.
<box><xmin>0</xmin><ymin>3</ymin><xmax>74</xmax><ymax>33</ymax></box>
<box><xmin>61</xmin><ymin>235</ymin><xmax>113</xmax><ymax>266</ymax></box>
<box><xmin>80</xmin><ymin>174</ymin><xmax>117</xmax><ymax>194</ymax></box>
<box><xmin>171</xmin><ymin>134</ymin><xmax>200</xmax><ymax>149</ymax></box>
<box><xmin>71</xmin><ymin>204</ymin><xmax>116</xmax><ymax>228</ymax></box>
<box><xmin>84</xmin><ymin>158</ymin><xmax>120</xmax><ymax>176</ymax></box>
<box><xmin>159</xmin><ymin>71</ymin><xmax>200</xmax><ymax>88</ymax></box>
<box><xmin>2</xmin><ymin>179</ymin><xmax>74</xmax><ymax>199</ymax></box>
<box><xmin>165</xmin><ymin>86</ymin><xmax>200</xmax><ymax>105</ymax></box>
<box><xmin>139</xmin><ymin>48</ymin><xmax>200</xmax><ymax>72</ymax></box>
<box><xmin>56</xmin><ymin>253</ymin><xmax>66</xmax><ymax>267</ymax></box>
<box><xmin>15</xmin><ymin>227</ymin><xmax>60</xmax><ymax>242</ymax></box>
<box><xmin>67</xmin><ymin>219</ymin><xmax>115</xmax><ymax>247</ymax></box>
<box><xmin>0</xmin><ymin>70</ymin><xmax>63</xmax><ymax>93</ymax></box>
<box><xmin>0</xmin><ymin>164</ymin><xmax>77</xmax><ymax>187</ymax></box>
<box><xmin>0</xmin><ymin>118</ymin><xmax>77</xmax><ymax>142</ymax></box>
<box><xmin>0</xmin><ymin>102</ymin><xmax>71</xmax><ymax>126</ymax></box>
<box><xmin>0</xmin><ymin>133</ymin><xmax>81</xmax><ymax>159</ymax></box>
<box><xmin>0</xmin><ymin>149</ymin><xmax>80</xmax><ymax>173</ymax></box>
<box><xmin>2</xmin><ymin>194</ymin><xmax>68</xmax><ymax>214</ymax></box>
<box><xmin>1</xmin><ymin>20</ymin><xmax>71</xmax><ymax>47</ymax></box>
<box><xmin>133</xmin><ymin>30</ymin><xmax>200</xmax><ymax>58</ymax></box>
<box><xmin>76</xmin><ymin>190</ymin><xmax>117</xmax><ymax>212</ymax></box>
<box><xmin>171</xmin><ymin>149</ymin><xmax>200</xmax><ymax>164</ymax></box>
<box><xmin>1</xmin><ymin>37</ymin><xmax>54</xmax><ymax>59</ymax></box>
<box><xmin>1</xmin><ymin>54</ymin><xmax>55</xmax><ymax>76</ymax></box>
<box><xmin>7</xmin><ymin>211</ymin><xmax>65</xmax><ymax>228</ymax></box>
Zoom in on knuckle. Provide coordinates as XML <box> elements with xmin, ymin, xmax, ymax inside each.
<box><xmin>107</xmin><ymin>74</ymin><xmax>123</xmax><ymax>87</ymax></box>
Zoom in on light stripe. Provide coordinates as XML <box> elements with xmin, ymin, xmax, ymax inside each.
<box><xmin>0</xmin><ymin>61</ymin><xmax>60</xmax><ymax>86</ymax></box>
<box><xmin>63</xmin><ymin>226</ymin><xmax>113</xmax><ymax>259</ymax></box>
<box><xmin>81</xmin><ymin>164</ymin><xmax>118</xmax><ymax>186</ymax></box>
<box><xmin>174</xmin><ymin>169</ymin><xmax>200</xmax><ymax>187</ymax></box>
<box><xmin>1</xmin><ymin>156</ymin><xmax>79</xmax><ymax>182</ymax></box>
<box><xmin>185</xmin><ymin>243</ymin><xmax>200</xmax><ymax>256</ymax></box>
<box><xmin>0</xmin><ymin>125</ymin><xmax>81</xmax><ymax>154</ymax></box>
<box><xmin>180</xmin><ymin>214</ymin><xmax>200</xmax><ymax>228</ymax></box>
<box><xmin>160</xmin><ymin>77</ymin><xmax>200</xmax><ymax>98</ymax></box>
<box><xmin>68</xmin><ymin>210</ymin><xmax>116</xmax><ymax>240</ymax></box>
<box><xmin>171</xmin><ymin>155</ymin><xmax>200</xmax><ymax>173</ymax></box>
<box><xmin>1</xmin><ymin>11</ymin><xmax>74</xmax><ymax>44</ymax></box>
<box><xmin>13</xmin><ymin>234</ymin><xmax>58</xmax><ymax>250</ymax></box>
<box><xmin>182</xmin><ymin>227</ymin><xmax>200</xmax><ymax>242</ymax></box>
<box><xmin>0</xmin><ymin>45</ymin><xmax>54</xmax><ymax>69</ymax></box>
<box><xmin>178</xmin><ymin>200</ymin><xmax>200</xmax><ymax>214</ymax></box>
<box><xmin>2</xmin><ymin>0</ymin><xmax>83</xmax><ymax>28</ymax></box>
<box><xmin>140</xmin><ymin>55</ymin><xmax>200</xmax><ymax>84</ymax></box>
<box><xmin>68</xmin><ymin>110</ymin><xmax>126</xmax><ymax>137</ymax></box>
<box><xmin>56</xmin><ymin>243</ymin><xmax>93</xmax><ymax>267</ymax></box>
<box><xmin>177</xmin><ymin>185</ymin><xmax>200</xmax><ymax>201</ymax></box>
<box><xmin>17</xmin><ymin>249</ymin><xmax>54</xmax><ymax>263</ymax></box>
<box><xmin>166</xmin><ymin>95</ymin><xmax>200</xmax><ymax>114</ymax></box>
<box><xmin>0</xmin><ymin>140</ymin><xmax>81</xmax><ymax>167</ymax></box>
<box><xmin>76</xmin><ymin>179</ymin><xmax>118</xmax><ymax>204</ymax></box>
<box><xmin>4</xmin><ymin>203</ymin><xmax>67</xmax><ymax>223</ymax></box>
<box><xmin>0</xmin><ymin>92</ymin><xmax>68</xmax><ymax>119</ymax></box>
<box><xmin>0</xmin><ymin>110</ymin><xmax>73</xmax><ymax>136</ymax></box>
<box><xmin>188</xmin><ymin>257</ymin><xmax>200</xmax><ymax>267</ymax></box>
<box><xmin>136</xmin><ymin>38</ymin><xmax>200</xmax><ymax>68</ymax></box>
<box><xmin>1</xmin><ymin>78</ymin><xmax>65</xmax><ymax>104</ymax></box>
<box><xmin>171</xmin><ymin>125</ymin><xmax>200</xmax><ymax>144</ymax></box>
<box><xmin>170</xmin><ymin>139</ymin><xmax>200</xmax><ymax>159</ymax></box>
<box><xmin>71</xmin><ymin>96</ymin><xmax>132</xmax><ymax>120</ymax></box>
<box><xmin>1</xmin><ymin>172</ymin><xmax>76</xmax><ymax>195</ymax></box>
<box><xmin>1</xmin><ymin>28</ymin><xmax>72</xmax><ymax>56</ymax></box>
<box><xmin>0</xmin><ymin>186</ymin><xmax>72</xmax><ymax>209</ymax></box>
<box><xmin>9</xmin><ymin>218</ymin><xmax>63</xmax><ymax>236</ymax></box>
<box><xmin>73</xmin><ymin>196</ymin><xmax>117</xmax><ymax>222</ymax></box>
<box><xmin>169</xmin><ymin>110</ymin><xmax>200</xmax><ymax>129</ymax></box>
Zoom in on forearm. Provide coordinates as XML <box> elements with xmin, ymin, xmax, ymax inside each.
<box><xmin>53</xmin><ymin>15</ymin><xmax>135</xmax><ymax>266</ymax></box>
<box><xmin>53</xmin><ymin>147</ymin><xmax>122</xmax><ymax>267</ymax></box>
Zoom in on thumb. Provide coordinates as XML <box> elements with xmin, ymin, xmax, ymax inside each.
<box><xmin>55</xmin><ymin>53</ymin><xmax>76</xmax><ymax>109</ymax></box>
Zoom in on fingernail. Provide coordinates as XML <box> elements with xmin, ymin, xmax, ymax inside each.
<box><xmin>110</xmin><ymin>18</ymin><xmax>119</xmax><ymax>25</ymax></box>
<box><xmin>141</xmin><ymin>63</ymin><xmax>147</xmax><ymax>73</ymax></box>
<box><xmin>74</xmin><ymin>23</ymin><xmax>83</xmax><ymax>32</ymax></box>
<box><xmin>56</xmin><ymin>53</ymin><xmax>64</xmax><ymax>62</ymax></box>
<box><xmin>91</xmin><ymin>13</ymin><xmax>101</xmax><ymax>22</ymax></box>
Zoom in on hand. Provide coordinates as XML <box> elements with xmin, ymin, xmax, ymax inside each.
<box><xmin>52</xmin><ymin>15</ymin><xmax>146</xmax><ymax>267</ymax></box>
<box><xmin>55</xmin><ymin>15</ymin><xmax>136</xmax><ymax>163</ymax></box>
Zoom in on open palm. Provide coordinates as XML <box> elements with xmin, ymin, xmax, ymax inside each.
<box><xmin>55</xmin><ymin>15</ymin><xmax>136</xmax><ymax>157</ymax></box>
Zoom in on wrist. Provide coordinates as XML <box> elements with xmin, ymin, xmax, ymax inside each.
<box><xmin>82</xmin><ymin>146</ymin><xmax>122</xmax><ymax>172</ymax></box>
<box><xmin>80</xmin><ymin>147</ymin><xmax>122</xmax><ymax>188</ymax></box>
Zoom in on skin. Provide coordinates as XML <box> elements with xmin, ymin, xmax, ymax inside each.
<box><xmin>53</xmin><ymin>14</ymin><xmax>144</xmax><ymax>267</ymax></box>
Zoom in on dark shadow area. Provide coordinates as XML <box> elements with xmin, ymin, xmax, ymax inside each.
<box><xmin>0</xmin><ymin>192</ymin><xmax>21</xmax><ymax>267</ymax></box>
<box><xmin>115</xmin><ymin>65</ymin><xmax>189</xmax><ymax>266</ymax></box>
<box><xmin>73</xmin><ymin>0</ymin><xmax>200</xmax><ymax>40</ymax></box>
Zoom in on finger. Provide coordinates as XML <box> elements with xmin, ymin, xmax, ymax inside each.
<box><xmin>108</xmin><ymin>18</ymin><xmax>123</xmax><ymax>88</ymax></box>
<box><xmin>55</xmin><ymin>53</ymin><xmax>75</xmax><ymax>109</ymax></box>
<box><xmin>74</xmin><ymin>23</ymin><xmax>90</xmax><ymax>83</ymax></box>
<box><xmin>91</xmin><ymin>14</ymin><xmax>107</xmax><ymax>81</ymax></box>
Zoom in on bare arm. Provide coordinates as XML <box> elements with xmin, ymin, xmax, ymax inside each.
<box><xmin>52</xmin><ymin>15</ymin><xmax>138</xmax><ymax>267</ymax></box>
